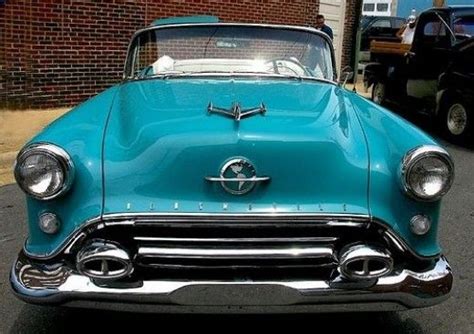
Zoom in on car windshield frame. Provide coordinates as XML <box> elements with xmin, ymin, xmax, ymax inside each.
<box><xmin>123</xmin><ymin>23</ymin><xmax>337</xmax><ymax>84</ymax></box>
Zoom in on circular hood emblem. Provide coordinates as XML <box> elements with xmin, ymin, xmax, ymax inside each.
<box><xmin>220</xmin><ymin>158</ymin><xmax>257</xmax><ymax>195</ymax></box>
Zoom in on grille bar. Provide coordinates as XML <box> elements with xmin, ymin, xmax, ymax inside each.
<box><xmin>135</xmin><ymin>263</ymin><xmax>336</xmax><ymax>270</ymax></box>
<box><xmin>137</xmin><ymin>246</ymin><xmax>335</xmax><ymax>260</ymax></box>
<box><xmin>133</xmin><ymin>236</ymin><xmax>338</xmax><ymax>243</ymax></box>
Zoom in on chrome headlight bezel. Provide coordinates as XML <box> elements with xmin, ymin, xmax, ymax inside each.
<box><xmin>14</xmin><ymin>143</ymin><xmax>74</xmax><ymax>201</ymax></box>
<box><xmin>400</xmin><ymin>145</ymin><xmax>454</xmax><ymax>202</ymax></box>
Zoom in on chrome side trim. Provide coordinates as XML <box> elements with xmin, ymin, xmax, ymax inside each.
<box><xmin>400</xmin><ymin>145</ymin><xmax>454</xmax><ymax>202</ymax></box>
<box><xmin>14</xmin><ymin>142</ymin><xmax>75</xmax><ymax>201</ymax></box>
<box><xmin>137</xmin><ymin>246</ymin><xmax>335</xmax><ymax>260</ymax></box>
<box><xmin>11</xmin><ymin>253</ymin><xmax>453</xmax><ymax>311</ymax></box>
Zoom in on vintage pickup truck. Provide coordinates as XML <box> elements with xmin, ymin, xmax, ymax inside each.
<box><xmin>364</xmin><ymin>6</ymin><xmax>474</xmax><ymax>142</ymax></box>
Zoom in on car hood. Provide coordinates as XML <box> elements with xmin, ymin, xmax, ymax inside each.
<box><xmin>103</xmin><ymin>78</ymin><xmax>369</xmax><ymax>214</ymax></box>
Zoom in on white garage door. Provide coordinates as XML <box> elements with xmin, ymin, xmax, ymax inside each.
<box><xmin>319</xmin><ymin>0</ymin><xmax>347</xmax><ymax>71</ymax></box>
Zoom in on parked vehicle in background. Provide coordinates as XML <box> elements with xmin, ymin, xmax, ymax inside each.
<box><xmin>11</xmin><ymin>16</ymin><xmax>454</xmax><ymax>313</ymax></box>
<box><xmin>364</xmin><ymin>6</ymin><xmax>474</xmax><ymax>142</ymax></box>
<box><xmin>360</xmin><ymin>16</ymin><xmax>406</xmax><ymax>61</ymax></box>
<box><xmin>362</xmin><ymin>0</ymin><xmax>393</xmax><ymax>17</ymax></box>
<box><xmin>437</xmin><ymin>38</ymin><xmax>474</xmax><ymax>141</ymax></box>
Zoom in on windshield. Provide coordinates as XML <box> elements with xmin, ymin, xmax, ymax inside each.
<box><xmin>125</xmin><ymin>25</ymin><xmax>335</xmax><ymax>81</ymax></box>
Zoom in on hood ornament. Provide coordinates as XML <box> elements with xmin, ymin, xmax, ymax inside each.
<box><xmin>207</xmin><ymin>102</ymin><xmax>266</xmax><ymax>121</ymax></box>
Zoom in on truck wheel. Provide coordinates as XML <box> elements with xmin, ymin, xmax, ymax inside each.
<box><xmin>439</xmin><ymin>95</ymin><xmax>472</xmax><ymax>143</ymax></box>
<box><xmin>372</xmin><ymin>81</ymin><xmax>386</xmax><ymax>105</ymax></box>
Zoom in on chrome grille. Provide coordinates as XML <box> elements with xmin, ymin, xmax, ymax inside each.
<box><xmin>131</xmin><ymin>219</ymin><xmax>343</xmax><ymax>271</ymax></box>
<box><xmin>72</xmin><ymin>214</ymin><xmax>385</xmax><ymax>279</ymax></box>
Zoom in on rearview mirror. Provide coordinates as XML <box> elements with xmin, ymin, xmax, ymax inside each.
<box><xmin>339</xmin><ymin>66</ymin><xmax>354</xmax><ymax>88</ymax></box>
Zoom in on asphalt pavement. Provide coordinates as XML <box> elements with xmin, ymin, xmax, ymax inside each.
<box><xmin>0</xmin><ymin>113</ymin><xmax>473</xmax><ymax>333</ymax></box>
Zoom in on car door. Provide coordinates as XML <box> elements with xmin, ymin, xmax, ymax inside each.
<box><xmin>407</xmin><ymin>11</ymin><xmax>453</xmax><ymax>100</ymax></box>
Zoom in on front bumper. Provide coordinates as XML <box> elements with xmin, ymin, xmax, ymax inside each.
<box><xmin>11</xmin><ymin>251</ymin><xmax>452</xmax><ymax>313</ymax></box>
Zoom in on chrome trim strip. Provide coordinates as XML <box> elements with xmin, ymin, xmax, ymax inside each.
<box><xmin>102</xmin><ymin>212</ymin><xmax>370</xmax><ymax>220</ymax></box>
<box><xmin>22</xmin><ymin>213</ymin><xmax>439</xmax><ymax>261</ymax></box>
<box><xmin>137</xmin><ymin>246</ymin><xmax>335</xmax><ymax>260</ymax></box>
<box><xmin>133</xmin><ymin>236</ymin><xmax>339</xmax><ymax>243</ymax></box>
<box><xmin>122</xmin><ymin>23</ymin><xmax>337</xmax><ymax>82</ymax></box>
<box><xmin>327</xmin><ymin>221</ymin><xmax>366</xmax><ymax>228</ymax></box>
<box><xmin>400</xmin><ymin>145</ymin><xmax>454</xmax><ymax>202</ymax></box>
<box><xmin>11</xmin><ymin>253</ymin><xmax>453</xmax><ymax>311</ymax></box>
<box><xmin>205</xmin><ymin>176</ymin><xmax>271</xmax><ymax>182</ymax></box>
<box><xmin>14</xmin><ymin>142</ymin><xmax>75</xmax><ymax>201</ymax></box>
<box><xmin>104</xmin><ymin>220</ymin><xmax>135</xmax><ymax>227</ymax></box>
<box><xmin>133</xmin><ymin>221</ymin><xmax>366</xmax><ymax>228</ymax></box>
<box><xmin>22</xmin><ymin>213</ymin><xmax>367</xmax><ymax>260</ymax></box>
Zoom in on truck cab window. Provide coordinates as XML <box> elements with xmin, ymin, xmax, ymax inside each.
<box><xmin>421</xmin><ymin>17</ymin><xmax>450</xmax><ymax>47</ymax></box>
<box><xmin>372</xmin><ymin>19</ymin><xmax>391</xmax><ymax>28</ymax></box>
<box><xmin>393</xmin><ymin>18</ymin><xmax>405</xmax><ymax>29</ymax></box>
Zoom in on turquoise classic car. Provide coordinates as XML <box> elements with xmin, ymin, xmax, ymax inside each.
<box><xmin>11</xmin><ymin>17</ymin><xmax>455</xmax><ymax>313</ymax></box>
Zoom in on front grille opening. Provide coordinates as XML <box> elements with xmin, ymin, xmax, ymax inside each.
<box><xmin>74</xmin><ymin>218</ymin><xmax>430</xmax><ymax>281</ymax></box>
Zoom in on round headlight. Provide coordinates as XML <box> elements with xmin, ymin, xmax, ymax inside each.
<box><xmin>14</xmin><ymin>143</ymin><xmax>74</xmax><ymax>200</ymax></box>
<box><xmin>401</xmin><ymin>145</ymin><xmax>454</xmax><ymax>201</ymax></box>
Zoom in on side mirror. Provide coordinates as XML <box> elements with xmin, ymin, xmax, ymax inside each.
<box><xmin>339</xmin><ymin>66</ymin><xmax>354</xmax><ymax>88</ymax></box>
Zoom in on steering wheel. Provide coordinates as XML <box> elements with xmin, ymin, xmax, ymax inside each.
<box><xmin>264</xmin><ymin>57</ymin><xmax>310</xmax><ymax>76</ymax></box>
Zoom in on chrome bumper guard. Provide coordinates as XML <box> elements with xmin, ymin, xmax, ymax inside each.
<box><xmin>11</xmin><ymin>251</ymin><xmax>452</xmax><ymax>313</ymax></box>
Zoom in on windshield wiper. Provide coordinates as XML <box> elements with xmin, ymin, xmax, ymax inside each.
<box><xmin>135</xmin><ymin>70</ymin><xmax>188</xmax><ymax>80</ymax></box>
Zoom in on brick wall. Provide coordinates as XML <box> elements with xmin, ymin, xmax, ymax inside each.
<box><xmin>0</xmin><ymin>0</ymin><xmax>362</xmax><ymax>109</ymax></box>
<box><xmin>341</xmin><ymin>0</ymin><xmax>362</xmax><ymax>71</ymax></box>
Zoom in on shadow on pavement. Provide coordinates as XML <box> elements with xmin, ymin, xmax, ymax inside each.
<box><xmin>9</xmin><ymin>304</ymin><xmax>425</xmax><ymax>334</ymax></box>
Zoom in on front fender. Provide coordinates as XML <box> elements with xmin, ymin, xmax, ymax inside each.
<box><xmin>22</xmin><ymin>86</ymin><xmax>119</xmax><ymax>257</ymax></box>
<box><xmin>348</xmin><ymin>92</ymin><xmax>444</xmax><ymax>258</ymax></box>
